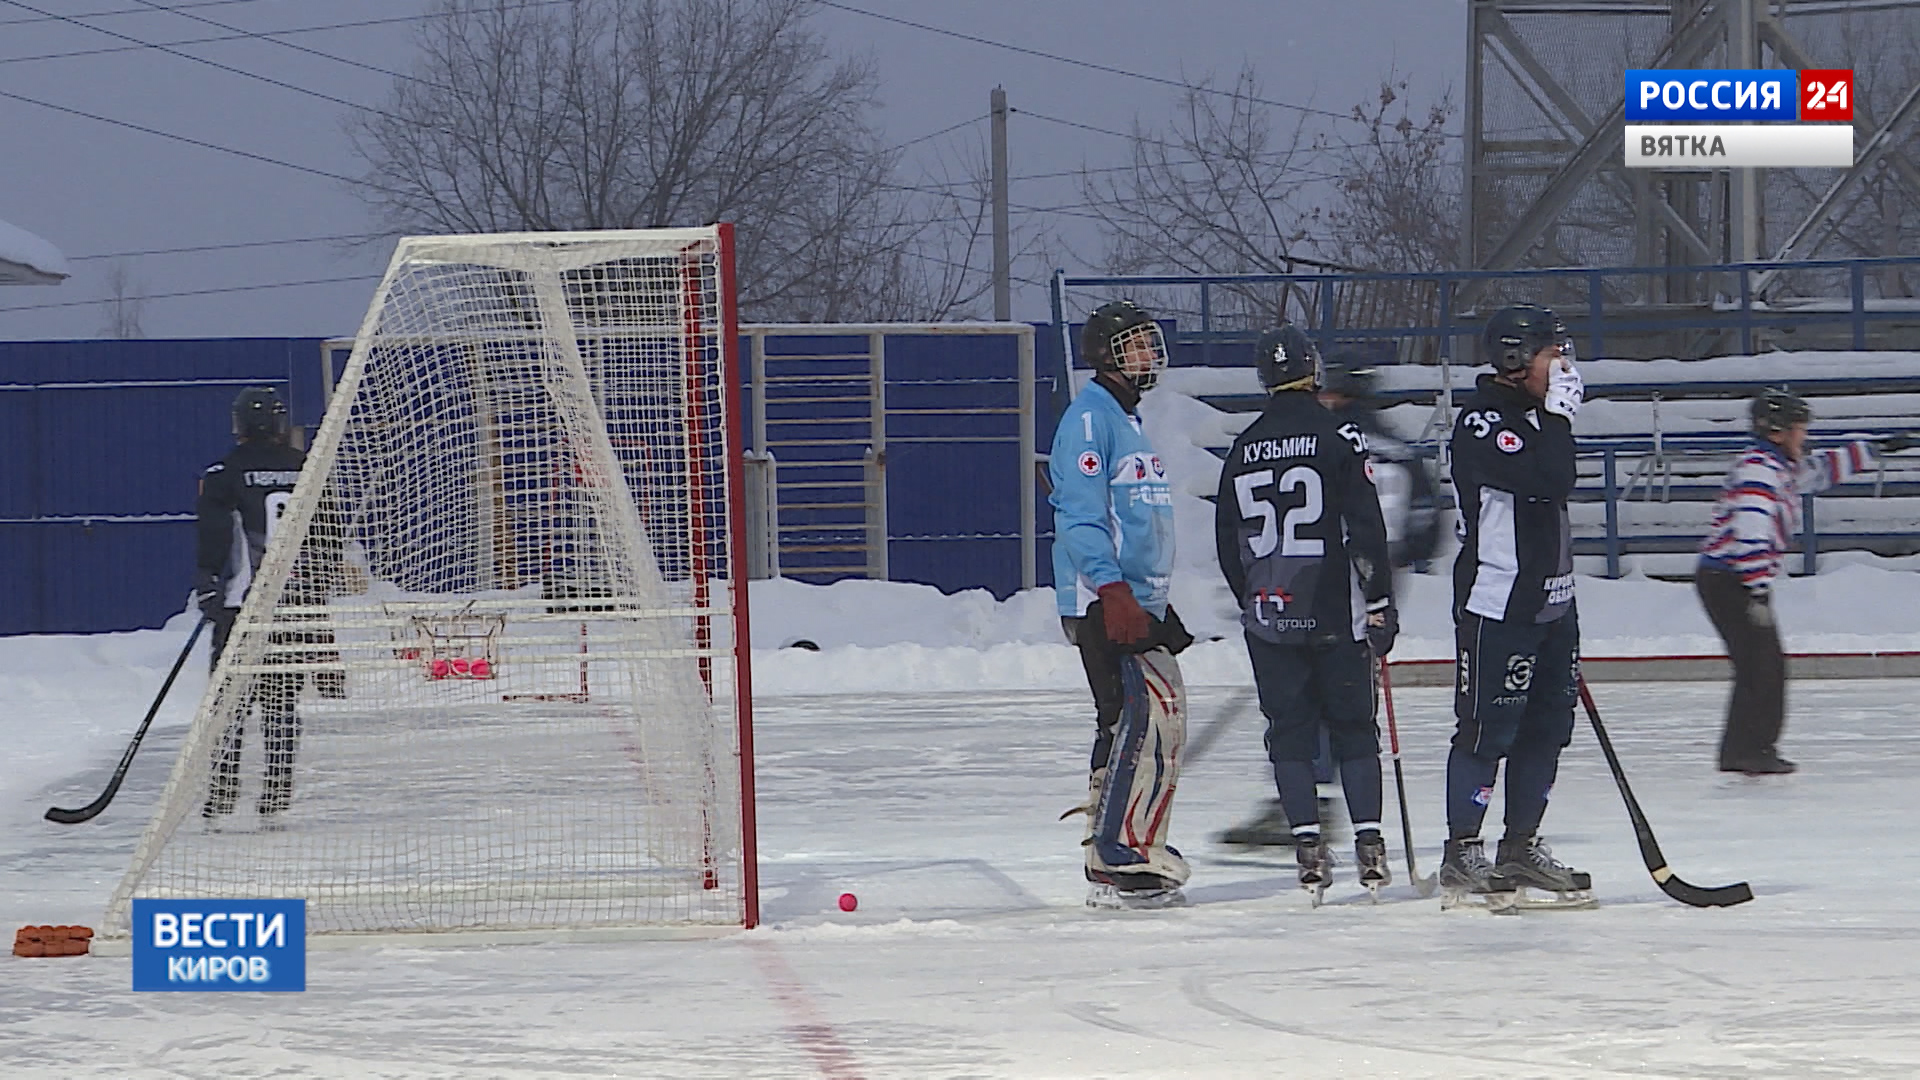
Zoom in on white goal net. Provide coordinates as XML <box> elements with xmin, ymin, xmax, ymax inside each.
<box><xmin>102</xmin><ymin>227</ymin><xmax>756</xmax><ymax>941</ymax></box>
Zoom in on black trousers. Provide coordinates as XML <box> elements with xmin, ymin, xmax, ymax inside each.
<box><xmin>206</xmin><ymin>606</ymin><xmax>306</xmax><ymax>815</ymax></box>
<box><xmin>1695</xmin><ymin>565</ymin><xmax>1787</xmax><ymax>767</ymax></box>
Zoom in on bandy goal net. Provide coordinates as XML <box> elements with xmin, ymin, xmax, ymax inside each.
<box><xmin>101</xmin><ymin>226</ymin><xmax>757</xmax><ymax>942</ymax></box>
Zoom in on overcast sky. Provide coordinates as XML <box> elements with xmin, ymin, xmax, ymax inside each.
<box><xmin>0</xmin><ymin>0</ymin><xmax>1465</xmax><ymax>339</ymax></box>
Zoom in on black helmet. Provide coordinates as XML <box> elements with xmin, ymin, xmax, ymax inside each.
<box><xmin>1751</xmin><ymin>387</ymin><xmax>1811</xmax><ymax>435</ymax></box>
<box><xmin>1255</xmin><ymin>323</ymin><xmax>1321</xmax><ymax>393</ymax></box>
<box><xmin>1320</xmin><ymin>348</ymin><xmax>1377</xmax><ymax>401</ymax></box>
<box><xmin>1081</xmin><ymin>300</ymin><xmax>1168</xmax><ymax>391</ymax></box>
<box><xmin>1482</xmin><ymin>303</ymin><xmax>1569</xmax><ymax>373</ymax></box>
<box><xmin>233</xmin><ymin>386</ymin><xmax>290</xmax><ymax>443</ymax></box>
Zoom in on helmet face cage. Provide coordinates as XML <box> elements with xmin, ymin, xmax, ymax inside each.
<box><xmin>1107</xmin><ymin>320</ymin><xmax>1169</xmax><ymax>391</ymax></box>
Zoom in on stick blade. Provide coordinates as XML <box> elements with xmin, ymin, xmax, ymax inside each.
<box><xmin>1410</xmin><ymin>871</ymin><xmax>1439</xmax><ymax>900</ymax></box>
<box><xmin>45</xmin><ymin>804</ymin><xmax>102</xmax><ymax>825</ymax></box>
<box><xmin>1659</xmin><ymin>875</ymin><xmax>1753</xmax><ymax>908</ymax></box>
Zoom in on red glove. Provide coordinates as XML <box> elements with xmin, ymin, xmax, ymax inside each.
<box><xmin>1096</xmin><ymin>582</ymin><xmax>1150</xmax><ymax>645</ymax></box>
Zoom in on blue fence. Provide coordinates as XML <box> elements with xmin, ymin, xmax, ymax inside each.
<box><xmin>0</xmin><ymin>340</ymin><xmax>327</xmax><ymax>635</ymax></box>
<box><xmin>1</xmin><ymin>333</ymin><xmax>1063</xmax><ymax>636</ymax></box>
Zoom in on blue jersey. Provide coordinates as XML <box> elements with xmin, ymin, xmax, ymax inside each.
<box><xmin>1049</xmin><ymin>381</ymin><xmax>1175</xmax><ymax>618</ymax></box>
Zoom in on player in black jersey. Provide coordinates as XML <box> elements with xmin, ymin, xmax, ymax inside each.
<box><xmin>1440</xmin><ymin>305</ymin><xmax>1592</xmax><ymax>907</ymax></box>
<box><xmin>193</xmin><ymin>387</ymin><xmax>321</xmax><ymax>821</ymax></box>
<box><xmin>1214</xmin><ymin>325</ymin><xmax>1398</xmax><ymax>901</ymax></box>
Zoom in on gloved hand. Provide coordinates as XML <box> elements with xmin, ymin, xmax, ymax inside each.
<box><xmin>1543</xmin><ymin>353</ymin><xmax>1583</xmax><ymax>421</ymax></box>
<box><xmin>1879</xmin><ymin>433</ymin><xmax>1915</xmax><ymax>454</ymax></box>
<box><xmin>1365</xmin><ymin>597</ymin><xmax>1399</xmax><ymax>656</ymax></box>
<box><xmin>192</xmin><ymin>572</ymin><xmax>225</xmax><ymax>620</ymax></box>
<box><xmin>1746</xmin><ymin>588</ymin><xmax>1773</xmax><ymax>629</ymax></box>
<box><xmin>1095</xmin><ymin>581</ymin><xmax>1150</xmax><ymax>646</ymax></box>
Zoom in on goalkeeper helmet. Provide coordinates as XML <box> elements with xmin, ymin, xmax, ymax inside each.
<box><xmin>1482</xmin><ymin>304</ymin><xmax>1569</xmax><ymax>373</ymax></box>
<box><xmin>1751</xmin><ymin>388</ymin><xmax>1812</xmax><ymax>435</ymax></box>
<box><xmin>1255</xmin><ymin>323</ymin><xmax>1321</xmax><ymax>393</ymax></box>
<box><xmin>232</xmin><ymin>386</ymin><xmax>290</xmax><ymax>443</ymax></box>
<box><xmin>1081</xmin><ymin>300</ymin><xmax>1168</xmax><ymax>392</ymax></box>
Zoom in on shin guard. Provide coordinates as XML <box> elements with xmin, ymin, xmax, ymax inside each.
<box><xmin>1087</xmin><ymin>648</ymin><xmax>1190</xmax><ymax>885</ymax></box>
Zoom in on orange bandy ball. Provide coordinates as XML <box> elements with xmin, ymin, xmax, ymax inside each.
<box><xmin>837</xmin><ymin>893</ymin><xmax>858</xmax><ymax>912</ymax></box>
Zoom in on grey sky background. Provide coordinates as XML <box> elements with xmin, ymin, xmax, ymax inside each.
<box><xmin>0</xmin><ymin>0</ymin><xmax>1466</xmax><ymax>340</ymax></box>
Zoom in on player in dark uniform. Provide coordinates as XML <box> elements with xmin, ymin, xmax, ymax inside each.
<box><xmin>193</xmin><ymin>387</ymin><xmax>314</xmax><ymax>821</ymax></box>
<box><xmin>1214</xmin><ymin>324</ymin><xmax>1398</xmax><ymax>902</ymax></box>
<box><xmin>1440</xmin><ymin>304</ymin><xmax>1592</xmax><ymax>909</ymax></box>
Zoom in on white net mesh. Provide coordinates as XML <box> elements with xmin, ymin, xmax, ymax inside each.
<box><xmin>104</xmin><ymin>228</ymin><xmax>751</xmax><ymax>938</ymax></box>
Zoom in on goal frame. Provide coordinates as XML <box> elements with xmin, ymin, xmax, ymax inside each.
<box><xmin>101</xmin><ymin>225</ymin><xmax>759</xmax><ymax>941</ymax></box>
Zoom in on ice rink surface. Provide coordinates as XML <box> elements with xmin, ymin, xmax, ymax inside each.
<box><xmin>7</xmin><ymin>675</ymin><xmax>1920</xmax><ymax>1078</ymax></box>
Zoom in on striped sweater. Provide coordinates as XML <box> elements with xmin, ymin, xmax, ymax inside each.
<box><xmin>1699</xmin><ymin>437</ymin><xmax>1875</xmax><ymax>594</ymax></box>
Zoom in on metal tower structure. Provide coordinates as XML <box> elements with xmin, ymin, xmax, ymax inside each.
<box><xmin>1465</xmin><ymin>0</ymin><xmax>1920</xmax><ymax>303</ymax></box>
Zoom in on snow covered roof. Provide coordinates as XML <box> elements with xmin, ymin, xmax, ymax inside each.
<box><xmin>0</xmin><ymin>217</ymin><xmax>70</xmax><ymax>285</ymax></box>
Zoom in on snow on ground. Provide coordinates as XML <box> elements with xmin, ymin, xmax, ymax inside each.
<box><xmin>6</xmin><ymin>576</ymin><xmax>1920</xmax><ymax>1076</ymax></box>
<box><xmin>9</xmin><ymin>351</ymin><xmax>1920</xmax><ymax>1075</ymax></box>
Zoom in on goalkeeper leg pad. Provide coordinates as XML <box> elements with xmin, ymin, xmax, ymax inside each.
<box><xmin>1086</xmin><ymin>649</ymin><xmax>1190</xmax><ymax>886</ymax></box>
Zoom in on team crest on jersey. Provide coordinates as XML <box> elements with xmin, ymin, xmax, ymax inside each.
<box><xmin>1495</xmin><ymin>430</ymin><xmax>1524</xmax><ymax>454</ymax></box>
<box><xmin>1078</xmin><ymin>451</ymin><xmax>1102</xmax><ymax>476</ymax></box>
<box><xmin>1133</xmin><ymin>458</ymin><xmax>1147</xmax><ymax>480</ymax></box>
<box><xmin>1150</xmin><ymin>455</ymin><xmax>1165</xmax><ymax>478</ymax></box>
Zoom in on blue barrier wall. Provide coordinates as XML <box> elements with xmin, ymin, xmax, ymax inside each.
<box><xmin>1</xmin><ymin>334</ymin><xmax>1060</xmax><ymax>635</ymax></box>
<box><xmin>0</xmin><ymin>339</ymin><xmax>327</xmax><ymax>634</ymax></box>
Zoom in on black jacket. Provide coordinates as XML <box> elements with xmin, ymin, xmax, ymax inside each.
<box><xmin>1329</xmin><ymin>401</ymin><xmax>1441</xmax><ymax>568</ymax></box>
<box><xmin>196</xmin><ymin>439</ymin><xmax>308</xmax><ymax>609</ymax></box>
<box><xmin>1448</xmin><ymin>374</ymin><xmax>1577</xmax><ymax>625</ymax></box>
<box><xmin>1215</xmin><ymin>391</ymin><xmax>1392</xmax><ymax>646</ymax></box>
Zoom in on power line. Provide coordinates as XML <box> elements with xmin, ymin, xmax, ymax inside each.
<box><xmin>125</xmin><ymin>0</ymin><xmax>416</xmax><ymax>86</ymax></box>
<box><xmin>0</xmin><ymin>4</ymin><xmax>574</xmax><ymax>66</ymax></box>
<box><xmin>0</xmin><ymin>0</ymin><xmax>383</xmax><ymax>116</ymax></box>
<box><xmin>0</xmin><ymin>0</ymin><xmax>266</xmax><ymax>27</ymax></box>
<box><xmin>70</xmin><ymin>232</ymin><xmax>390</xmax><ymax>261</ymax></box>
<box><xmin>886</xmin><ymin>114</ymin><xmax>987</xmax><ymax>154</ymax></box>
<box><xmin>0</xmin><ymin>85</ymin><xmax>361</xmax><ymax>184</ymax></box>
<box><xmin>815</xmin><ymin>0</ymin><xmax>1355</xmax><ymax>123</ymax></box>
<box><xmin>0</xmin><ymin>272</ymin><xmax>383</xmax><ymax>314</ymax></box>
<box><xmin>1014</xmin><ymin>109</ymin><xmax>1348</xmax><ymax>184</ymax></box>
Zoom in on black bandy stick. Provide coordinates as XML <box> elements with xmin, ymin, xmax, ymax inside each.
<box><xmin>1577</xmin><ymin>677</ymin><xmax>1754</xmax><ymax>908</ymax></box>
<box><xmin>46</xmin><ymin>617</ymin><xmax>209</xmax><ymax>825</ymax></box>
<box><xmin>1379</xmin><ymin>658</ymin><xmax>1437</xmax><ymax>898</ymax></box>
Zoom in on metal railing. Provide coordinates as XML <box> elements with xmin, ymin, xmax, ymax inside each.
<box><xmin>1056</xmin><ymin>256</ymin><xmax>1920</xmax><ymax>368</ymax></box>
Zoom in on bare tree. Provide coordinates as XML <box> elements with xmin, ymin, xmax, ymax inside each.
<box><xmin>1081</xmin><ymin>66</ymin><xmax>1462</xmax><ymax>334</ymax></box>
<box><xmin>1311</xmin><ymin>78</ymin><xmax>1461</xmax><ymax>276</ymax></box>
<box><xmin>1084</xmin><ymin>68</ymin><xmax>1321</xmax><ymax>282</ymax></box>
<box><xmin>349</xmin><ymin>0</ymin><xmax>985</xmax><ymax>321</ymax></box>
<box><xmin>99</xmin><ymin>260</ymin><xmax>146</xmax><ymax>339</ymax></box>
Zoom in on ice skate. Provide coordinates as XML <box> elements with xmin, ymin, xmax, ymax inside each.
<box><xmin>1294</xmin><ymin>833</ymin><xmax>1333</xmax><ymax>907</ymax></box>
<box><xmin>1438</xmin><ymin>837</ymin><xmax>1512</xmax><ymax>913</ymax></box>
<box><xmin>1354</xmin><ymin>832</ymin><xmax>1390</xmax><ymax>902</ymax></box>
<box><xmin>1490</xmin><ymin>836</ymin><xmax>1596</xmax><ymax>911</ymax></box>
<box><xmin>1214</xmin><ymin>799</ymin><xmax>1296</xmax><ymax>847</ymax></box>
<box><xmin>1085</xmin><ymin>868</ymin><xmax>1188</xmax><ymax>911</ymax></box>
<box><xmin>1720</xmin><ymin>753</ymin><xmax>1796</xmax><ymax>777</ymax></box>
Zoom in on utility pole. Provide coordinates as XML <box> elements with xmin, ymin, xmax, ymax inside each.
<box><xmin>991</xmin><ymin>86</ymin><xmax>1011</xmax><ymax>321</ymax></box>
